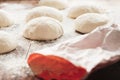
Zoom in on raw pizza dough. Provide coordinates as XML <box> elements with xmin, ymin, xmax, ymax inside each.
<box><xmin>68</xmin><ymin>5</ymin><xmax>106</xmax><ymax>19</ymax></box>
<box><xmin>0</xmin><ymin>31</ymin><xmax>17</xmax><ymax>54</ymax></box>
<box><xmin>25</xmin><ymin>6</ymin><xmax>63</xmax><ymax>22</ymax></box>
<box><xmin>23</xmin><ymin>17</ymin><xmax>63</xmax><ymax>40</ymax></box>
<box><xmin>0</xmin><ymin>10</ymin><xmax>13</xmax><ymax>28</ymax></box>
<box><xmin>39</xmin><ymin>0</ymin><xmax>68</xmax><ymax>10</ymax></box>
<box><xmin>75</xmin><ymin>13</ymin><xmax>109</xmax><ymax>33</ymax></box>
<box><xmin>33</xmin><ymin>25</ymin><xmax>120</xmax><ymax>73</ymax></box>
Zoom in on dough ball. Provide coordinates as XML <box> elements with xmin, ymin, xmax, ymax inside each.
<box><xmin>68</xmin><ymin>5</ymin><xmax>106</xmax><ymax>19</ymax></box>
<box><xmin>0</xmin><ymin>10</ymin><xmax>13</xmax><ymax>28</ymax></box>
<box><xmin>39</xmin><ymin>0</ymin><xmax>68</xmax><ymax>10</ymax></box>
<box><xmin>75</xmin><ymin>13</ymin><xmax>109</xmax><ymax>33</ymax></box>
<box><xmin>0</xmin><ymin>31</ymin><xmax>17</xmax><ymax>54</ymax></box>
<box><xmin>26</xmin><ymin>6</ymin><xmax>63</xmax><ymax>22</ymax></box>
<box><xmin>23</xmin><ymin>17</ymin><xmax>63</xmax><ymax>40</ymax></box>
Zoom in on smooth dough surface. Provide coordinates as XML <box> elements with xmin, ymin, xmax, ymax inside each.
<box><xmin>68</xmin><ymin>5</ymin><xmax>106</xmax><ymax>19</ymax></box>
<box><xmin>26</xmin><ymin>6</ymin><xmax>63</xmax><ymax>22</ymax></box>
<box><xmin>0</xmin><ymin>10</ymin><xmax>13</xmax><ymax>28</ymax></box>
<box><xmin>75</xmin><ymin>13</ymin><xmax>108</xmax><ymax>33</ymax></box>
<box><xmin>39</xmin><ymin>0</ymin><xmax>68</xmax><ymax>10</ymax></box>
<box><xmin>23</xmin><ymin>17</ymin><xmax>63</xmax><ymax>40</ymax></box>
<box><xmin>0</xmin><ymin>31</ymin><xmax>17</xmax><ymax>54</ymax></box>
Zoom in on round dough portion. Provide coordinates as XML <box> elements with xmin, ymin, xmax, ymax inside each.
<box><xmin>68</xmin><ymin>5</ymin><xmax>106</xmax><ymax>19</ymax></box>
<box><xmin>23</xmin><ymin>17</ymin><xmax>63</xmax><ymax>40</ymax></box>
<box><xmin>75</xmin><ymin>13</ymin><xmax>109</xmax><ymax>33</ymax></box>
<box><xmin>39</xmin><ymin>0</ymin><xmax>68</xmax><ymax>10</ymax></box>
<box><xmin>0</xmin><ymin>10</ymin><xmax>13</xmax><ymax>28</ymax></box>
<box><xmin>0</xmin><ymin>31</ymin><xmax>17</xmax><ymax>54</ymax></box>
<box><xmin>26</xmin><ymin>6</ymin><xmax>63</xmax><ymax>22</ymax></box>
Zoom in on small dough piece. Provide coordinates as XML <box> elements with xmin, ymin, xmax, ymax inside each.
<box><xmin>68</xmin><ymin>5</ymin><xmax>106</xmax><ymax>19</ymax></box>
<box><xmin>0</xmin><ymin>31</ymin><xmax>17</xmax><ymax>54</ymax></box>
<box><xmin>39</xmin><ymin>0</ymin><xmax>68</xmax><ymax>10</ymax></box>
<box><xmin>75</xmin><ymin>13</ymin><xmax>108</xmax><ymax>33</ymax></box>
<box><xmin>26</xmin><ymin>6</ymin><xmax>63</xmax><ymax>22</ymax></box>
<box><xmin>0</xmin><ymin>10</ymin><xmax>13</xmax><ymax>28</ymax></box>
<box><xmin>23</xmin><ymin>17</ymin><xmax>63</xmax><ymax>40</ymax></box>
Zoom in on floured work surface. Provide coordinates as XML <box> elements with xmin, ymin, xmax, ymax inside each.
<box><xmin>0</xmin><ymin>1</ymin><xmax>79</xmax><ymax>80</ymax></box>
<box><xmin>0</xmin><ymin>0</ymin><xmax>120</xmax><ymax>80</ymax></box>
